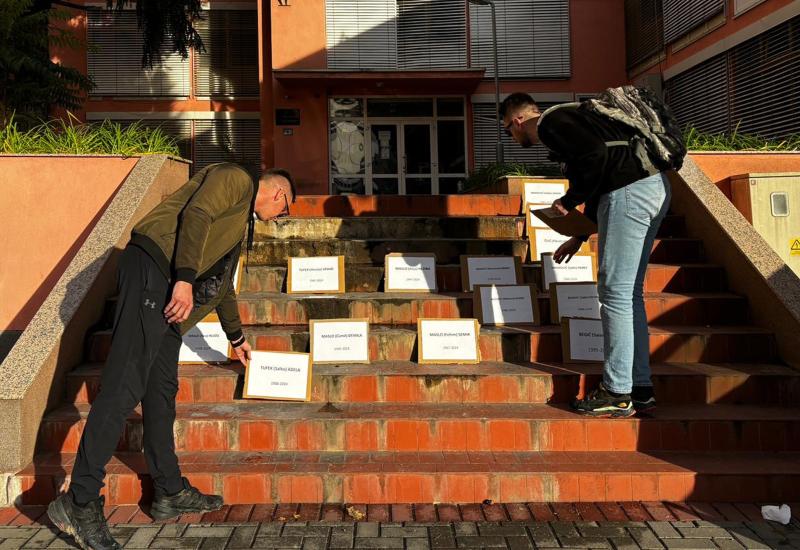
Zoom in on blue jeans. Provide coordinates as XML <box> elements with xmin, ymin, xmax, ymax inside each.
<box><xmin>597</xmin><ymin>172</ymin><xmax>671</xmax><ymax>394</ymax></box>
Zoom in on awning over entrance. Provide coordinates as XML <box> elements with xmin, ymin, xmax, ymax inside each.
<box><xmin>273</xmin><ymin>69</ymin><xmax>487</xmax><ymax>94</ymax></box>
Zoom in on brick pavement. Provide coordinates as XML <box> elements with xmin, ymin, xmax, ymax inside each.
<box><xmin>0</xmin><ymin>503</ymin><xmax>798</xmax><ymax>549</ymax></box>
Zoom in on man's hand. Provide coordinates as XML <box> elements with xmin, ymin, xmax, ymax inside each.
<box><xmin>553</xmin><ymin>237</ymin><xmax>583</xmax><ymax>264</ymax></box>
<box><xmin>165</xmin><ymin>281</ymin><xmax>193</xmax><ymax>324</ymax></box>
<box><xmin>233</xmin><ymin>340</ymin><xmax>252</xmax><ymax>366</ymax></box>
<box><xmin>551</xmin><ymin>198</ymin><xmax>569</xmax><ymax>216</ymax></box>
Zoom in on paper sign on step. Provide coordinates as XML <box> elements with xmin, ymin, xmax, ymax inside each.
<box><xmin>287</xmin><ymin>256</ymin><xmax>345</xmax><ymax>294</ymax></box>
<box><xmin>243</xmin><ymin>351</ymin><xmax>312</xmax><ymax>401</ymax></box>
<box><xmin>561</xmin><ymin>317</ymin><xmax>604</xmax><ymax>363</ymax></box>
<box><xmin>474</xmin><ymin>285</ymin><xmax>539</xmax><ymax>326</ymax></box>
<box><xmin>460</xmin><ymin>255</ymin><xmax>522</xmax><ymax>291</ymax></box>
<box><xmin>179</xmin><ymin>321</ymin><xmax>232</xmax><ymax>364</ymax></box>
<box><xmin>529</xmin><ymin>228</ymin><xmax>589</xmax><ymax>262</ymax></box>
<box><xmin>384</xmin><ymin>253</ymin><xmax>437</xmax><ymax>292</ymax></box>
<box><xmin>523</xmin><ymin>181</ymin><xmax>567</xmax><ymax>207</ymax></box>
<box><xmin>310</xmin><ymin>319</ymin><xmax>370</xmax><ymax>364</ymax></box>
<box><xmin>540</xmin><ymin>252</ymin><xmax>597</xmax><ymax>290</ymax></box>
<box><xmin>525</xmin><ymin>203</ymin><xmax>550</xmax><ymax>235</ymax></box>
<box><xmin>550</xmin><ymin>282</ymin><xmax>601</xmax><ymax>323</ymax></box>
<box><xmin>417</xmin><ymin>318</ymin><xmax>480</xmax><ymax>364</ymax></box>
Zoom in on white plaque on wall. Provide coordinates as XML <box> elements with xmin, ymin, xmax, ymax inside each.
<box><xmin>523</xmin><ymin>181</ymin><xmax>567</xmax><ymax>206</ymax></box>
<box><xmin>474</xmin><ymin>285</ymin><xmax>539</xmax><ymax>326</ymax></box>
<box><xmin>179</xmin><ymin>321</ymin><xmax>231</xmax><ymax>364</ymax></box>
<box><xmin>417</xmin><ymin>318</ymin><xmax>480</xmax><ymax>364</ymax></box>
<box><xmin>310</xmin><ymin>319</ymin><xmax>370</xmax><ymax>364</ymax></box>
<box><xmin>385</xmin><ymin>253</ymin><xmax>437</xmax><ymax>292</ymax></box>
<box><xmin>287</xmin><ymin>256</ymin><xmax>345</xmax><ymax>294</ymax></box>
<box><xmin>243</xmin><ymin>351</ymin><xmax>312</xmax><ymax>401</ymax></box>
<box><xmin>540</xmin><ymin>252</ymin><xmax>597</xmax><ymax>290</ymax></box>
<box><xmin>460</xmin><ymin>255</ymin><xmax>522</xmax><ymax>291</ymax></box>
<box><xmin>550</xmin><ymin>283</ymin><xmax>601</xmax><ymax>323</ymax></box>
<box><xmin>562</xmin><ymin>317</ymin><xmax>604</xmax><ymax>363</ymax></box>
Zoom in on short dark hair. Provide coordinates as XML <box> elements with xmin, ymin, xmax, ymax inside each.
<box><xmin>260</xmin><ymin>168</ymin><xmax>297</xmax><ymax>202</ymax></box>
<box><xmin>499</xmin><ymin>92</ymin><xmax>539</xmax><ymax>119</ymax></box>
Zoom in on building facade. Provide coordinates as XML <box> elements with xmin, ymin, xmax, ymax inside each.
<box><xmin>54</xmin><ymin>0</ymin><xmax>798</xmax><ymax>195</ymax></box>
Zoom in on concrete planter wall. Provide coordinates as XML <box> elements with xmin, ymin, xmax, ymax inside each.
<box><xmin>688</xmin><ymin>151</ymin><xmax>800</xmax><ymax>198</ymax></box>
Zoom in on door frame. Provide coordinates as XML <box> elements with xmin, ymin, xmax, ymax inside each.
<box><xmin>366</xmin><ymin>119</ymin><xmax>436</xmax><ymax>195</ymax></box>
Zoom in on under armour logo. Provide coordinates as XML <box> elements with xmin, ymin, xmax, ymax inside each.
<box><xmin>144</xmin><ymin>299</ymin><xmax>157</xmax><ymax>309</ymax></box>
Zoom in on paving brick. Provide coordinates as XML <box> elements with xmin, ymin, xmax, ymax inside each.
<box><xmin>663</xmin><ymin>539</ymin><xmax>718</xmax><ymax>549</ymax></box>
<box><xmin>677</xmin><ymin>526</ymin><xmax>733</xmax><ymax>539</ymax></box>
<box><xmin>283</xmin><ymin>525</ymin><xmax>332</xmax><ymax>538</ymax></box>
<box><xmin>506</xmin><ymin>535</ymin><xmax>534</xmax><ymax>550</ymax></box>
<box><xmin>258</xmin><ymin>522</ymin><xmax>284</xmax><ymax>537</ymax></box>
<box><xmin>200</xmin><ymin>538</ymin><xmax>229</xmax><ymax>550</ymax></box>
<box><xmin>184</xmin><ymin>526</ymin><xmax>234</xmax><ymax>538</ymax></box>
<box><xmin>253</xmin><ymin>536</ymin><xmax>303</xmax><ymax>548</ymax></box>
<box><xmin>453</xmin><ymin>524</ymin><xmax>477</xmax><ymax>537</ymax></box>
<box><xmin>303</xmin><ymin>537</ymin><xmax>329</xmax><ymax>550</ymax></box>
<box><xmin>329</xmin><ymin>532</ymin><xmax>354</xmax><ymax>549</ymax></box>
<box><xmin>14</xmin><ymin>527</ymin><xmax>54</xmax><ymax>548</ymax></box>
<box><xmin>406</xmin><ymin>539</ymin><xmax>431</xmax><ymax>550</ymax></box>
<box><xmin>0</xmin><ymin>528</ymin><xmax>37</xmax><ymax>538</ymax></box>
<box><xmin>356</xmin><ymin>522</ymin><xmax>380</xmax><ymax>538</ymax></box>
<box><xmin>648</xmin><ymin>522</ymin><xmax>682</xmax><ymax>539</ymax></box>
<box><xmin>728</xmin><ymin>527</ymin><xmax>771</xmax><ymax>550</ymax></box>
<box><xmin>353</xmin><ymin>537</ymin><xmax>404</xmax><ymax>548</ymax></box>
<box><xmin>629</xmin><ymin>527</ymin><xmax>665</xmax><ymax>549</ymax></box>
<box><xmin>557</xmin><ymin>537</ymin><xmax>611</xmax><ymax>548</ymax></box>
<box><xmin>0</xmin><ymin>539</ymin><xmax>29</xmax><ymax>550</ymax></box>
<box><xmin>123</xmin><ymin>526</ymin><xmax>160</xmax><ymax>548</ymax></box>
<box><xmin>477</xmin><ymin>524</ymin><xmax>527</xmax><ymax>537</ymax></box>
<box><xmin>429</xmin><ymin>526</ymin><xmax>455</xmax><ymax>548</ymax></box>
<box><xmin>455</xmin><ymin>536</ymin><xmax>507</xmax><ymax>547</ymax></box>
<box><xmin>227</xmin><ymin>525</ymin><xmax>258</xmax><ymax>548</ymax></box>
<box><xmin>379</xmin><ymin>526</ymin><xmax>427</xmax><ymax>538</ymax></box>
<box><xmin>527</xmin><ymin>523</ymin><xmax>558</xmax><ymax>547</ymax></box>
<box><xmin>158</xmin><ymin>523</ymin><xmax>187</xmax><ymax>538</ymax></box>
<box><xmin>743</xmin><ymin>522</ymin><xmax>786</xmax><ymax>541</ymax></box>
<box><xmin>609</xmin><ymin>537</ymin><xmax>640</xmax><ymax>550</ymax></box>
<box><xmin>551</xmin><ymin>521</ymin><xmax>581</xmax><ymax>538</ymax></box>
<box><xmin>577</xmin><ymin>525</ymin><xmax>628</xmax><ymax>538</ymax></box>
<box><xmin>714</xmin><ymin>538</ymin><xmax>747</xmax><ymax>550</ymax></box>
<box><xmin>148</xmin><ymin>537</ymin><xmax>202</xmax><ymax>549</ymax></box>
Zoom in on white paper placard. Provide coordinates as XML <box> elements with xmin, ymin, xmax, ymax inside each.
<box><xmin>288</xmin><ymin>256</ymin><xmax>344</xmax><ymax>294</ymax></box>
<box><xmin>566</xmin><ymin>318</ymin><xmax>604</xmax><ymax>362</ymax></box>
<box><xmin>477</xmin><ymin>285</ymin><xmax>535</xmax><ymax>325</ymax></box>
<box><xmin>526</xmin><ymin>203</ymin><xmax>550</xmax><ymax>231</ymax></box>
<box><xmin>310</xmin><ymin>319</ymin><xmax>370</xmax><ymax>364</ymax></box>
<box><xmin>523</xmin><ymin>182</ymin><xmax>567</xmax><ymax>205</ymax></box>
<box><xmin>179</xmin><ymin>322</ymin><xmax>230</xmax><ymax>364</ymax></box>
<box><xmin>385</xmin><ymin>254</ymin><xmax>437</xmax><ymax>291</ymax></box>
<box><xmin>418</xmin><ymin>318</ymin><xmax>480</xmax><ymax>364</ymax></box>
<box><xmin>553</xmin><ymin>283</ymin><xmax>601</xmax><ymax>322</ymax></box>
<box><xmin>541</xmin><ymin>253</ymin><xmax>596</xmax><ymax>289</ymax></box>
<box><xmin>462</xmin><ymin>256</ymin><xmax>520</xmax><ymax>291</ymax></box>
<box><xmin>244</xmin><ymin>351</ymin><xmax>312</xmax><ymax>401</ymax></box>
<box><xmin>531</xmin><ymin>228</ymin><xmax>571</xmax><ymax>260</ymax></box>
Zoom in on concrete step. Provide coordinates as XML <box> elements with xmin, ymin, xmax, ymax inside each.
<box><xmin>287</xmin><ymin>195</ymin><xmax>523</xmax><ymax>217</ymax></box>
<box><xmin>246</xmin><ymin>237</ymin><xmax>704</xmax><ymax>266</ymax></box>
<box><xmin>37</xmin><ymin>402</ymin><xmax>800</xmax><ymax>454</ymax></box>
<box><xmin>67</xmin><ymin>361</ymin><xmax>800</xmax><ymax>406</ymax></box>
<box><xmin>239</xmin><ymin>263</ymin><xmax>727</xmax><ymax>294</ymax></box>
<box><xmin>232</xmin><ymin>292</ymin><xmax>748</xmax><ymax>326</ymax></box>
<box><xmin>255</xmin><ymin>214</ymin><xmax>687</xmax><ymax>240</ymax></box>
<box><xmin>16</xmin><ymin>450</ymin><xmax>800</xmax><ymax>504</ymax></box>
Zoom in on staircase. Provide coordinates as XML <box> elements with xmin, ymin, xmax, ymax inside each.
<box><xmin>14</xmin><ymin>194</ymin><xmax>800</xmax><ymax>506</ymax></box>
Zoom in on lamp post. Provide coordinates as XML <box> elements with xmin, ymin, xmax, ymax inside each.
<box><xmin>469</xmin><ymin>0</ymin><xmax>503</xmax><ymax>163</ymax></box>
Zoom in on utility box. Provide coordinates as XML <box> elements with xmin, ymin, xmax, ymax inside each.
<box><xmin>730</xmin><ymin>173</ymin><xmax>800</xmax><ymax>276</ymax></box>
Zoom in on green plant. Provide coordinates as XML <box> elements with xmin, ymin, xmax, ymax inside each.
<box><xmin>684</xmin><ymin>124</ymin><xmax>800</xmax><ymax>152</ymax></box>
<box><xmin>463</xmin><ymin>162</ymin><xmax>561</xmax><ymax>192</ymax></box>
<box><xmin>0</xmin><ymin>113</ymin><xmax>180</xmax><ymax>155</ymax></box>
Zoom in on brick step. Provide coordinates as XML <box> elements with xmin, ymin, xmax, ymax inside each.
<box><xmin>233</xmin><ymin>292</ymin><xmax>747</xmax><ymax>326</ymax></box>
<box><xmin>287</xmin><ymin>195</ymin><xmax>523</xmax><ymax>217</ymax></box>
<box><xmin>16</xmin><ymin>450</ymin><xmax>800</xmax><ymax>505</ymax></box>
<box><xmin>67</xmin><ymin>361</ymin><xmax>800</xmax><ymax>406</ymax></box>
<box><xmin>256</xmin><ymin>214</ymin><xmax>687</xmax><ymax>240</ymax></box>
<box><xmin>240</xmin><ymin>263</ymin><xmax>727</xmax><ymax>294</ymax></box>
<box><xmin>247</xmin><ymin>237</ymin><xmax>704</xmax><ymax>266</ymax></box>
<box><xmin>38</xmin><ymin>403</ymin><xmax>800</xmax><ymax>454</ymax></box>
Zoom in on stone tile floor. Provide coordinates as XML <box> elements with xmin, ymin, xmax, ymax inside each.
<box><xmin>0</xmin><ymin>503</ymin><xmax>797</xmax><ymax>549</ymax></box>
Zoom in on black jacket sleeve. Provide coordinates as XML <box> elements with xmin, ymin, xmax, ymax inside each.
<box><xmin>538</xmin><ymin>108</ymin><xmax>609</xmax><ymax>211</ymax></box>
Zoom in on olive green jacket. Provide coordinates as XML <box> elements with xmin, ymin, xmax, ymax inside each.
<box><xmin>130</xmin><ymin>162</ymin><xmax>255</xmax><ymax>339</ymax></box>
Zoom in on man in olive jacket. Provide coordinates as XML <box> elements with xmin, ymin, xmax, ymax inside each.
<box><xmin>48</xmin><ymin>163</ymin><xmax>296</xmax><ymax>550</ymax></box>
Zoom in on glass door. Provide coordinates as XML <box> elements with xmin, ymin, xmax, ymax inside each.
<box><xmin>402</xmin><ymin>123</ymin><xmax>433</xmax><ymax>195</ymax></box>
<box><xmin>369</xmin><ymin>123</ymin><xmax>400</xmax><ymax>195</ymax></box>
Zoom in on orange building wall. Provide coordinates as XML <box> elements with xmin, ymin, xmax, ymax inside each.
<box><xmin>0</xmin><ymin>157</ymin><xmax>138</xmax><ymax>331</ymax></box>
<box><xmin>690</xmin><ymin>152</ymin><xmax>800</xmax><ymax>187</ymax></box>
<box><xmin>270</xmin><ymin>0</ymin><xmax>327</xmax><ymax>70</ymax></box>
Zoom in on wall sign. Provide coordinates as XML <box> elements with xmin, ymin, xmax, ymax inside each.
<box><xmin>276</xmin><ymin>108</ymin><xmax>300</xmax><ymax>126</ymax></box>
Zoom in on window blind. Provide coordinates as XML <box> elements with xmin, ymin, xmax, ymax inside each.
<box><xmin>194</xmin><ymin>10</ymin><xmax>259</xmax><ymax>97</ymax></box>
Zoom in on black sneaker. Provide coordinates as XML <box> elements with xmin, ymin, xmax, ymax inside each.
<box><xmin>632</xmin><ymin>385</ymin><xmax>657</xmax><ymax>413</ymax></box>
<box><xmin>47</xmin><ymin>493</ymin><xmax>121</xmax><ymax>550</ymax></box>
<box><xmin>572</xmin><ymin>383</ymin><xmax>635</xmax><ymax>417</ymax></box>
<box><xmin>150</xmin><ymin>477</ymin><xmax>224</xmax><ymax>521</ymax></box>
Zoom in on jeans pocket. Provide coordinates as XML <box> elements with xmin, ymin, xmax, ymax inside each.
<box><xmin>625</xmin><ymin>175</ymin><xmax>666</xmax><ymax>224</ymax></box>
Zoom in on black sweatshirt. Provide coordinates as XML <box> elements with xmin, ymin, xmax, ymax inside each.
<box><xmin>537</xmin><ymin>104</ymin><xmax>650</xmax><ymax>227</ymax></box>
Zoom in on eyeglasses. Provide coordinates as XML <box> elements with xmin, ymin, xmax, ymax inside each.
<box><xmin>503</xmin><ymin>120</ymin><xmax>513</xmax><ymax>137</ymax></box>
<box><xmin>273</xmin><ymin>188</ymin><xmax>291</xmax><ymax>218</ymax></box>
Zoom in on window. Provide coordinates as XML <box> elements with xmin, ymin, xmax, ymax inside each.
<box><xmin>469</xmin><ymin>0</ymin><xmax>570</xmax><ymax>79</ymax></box>
<box><xmin>472</xmin><ymin>102</ymin><xmax>557</xmax><ymax>168</ymax></box>
<box><xmin>87</xmin><ymin>11</ymin><xmax>190</xmax><ymax>97</ymax></box>
<box><xmin>771</xmin><ymin>193</ymin><xmax>789</xmax><ymax>217</ymax></box>
<box><xmin>734</xmin><ymin>0</ymin><xmax>768</xmax><ymax>17</ymax></box>
<box><xmin>194</xmin><ymin>119</ymin><xmax>261</xmax><ymax>176</ymax></box>
<box><xmin>662</xmin><ymin>0</ymin><xmax>724</xmax><ymax>45</ymax></box>
<box><xmin>624</xmin><ymin>0</ymin><xmax>664</xmax><ymax>69</ymax></box>
<box><xmin>194</xmin><ymin>10</ymin><xmax>259</xmax><ymax>97</ymax></box>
